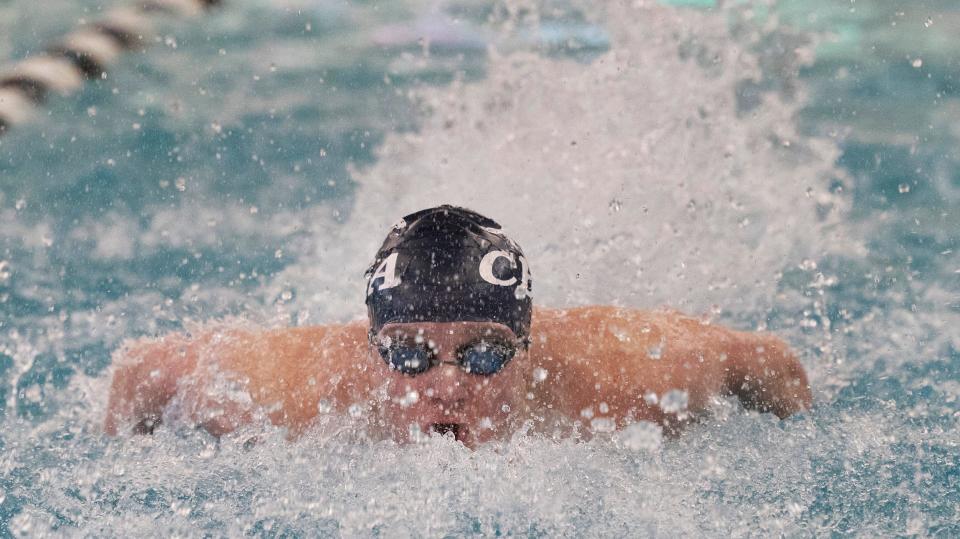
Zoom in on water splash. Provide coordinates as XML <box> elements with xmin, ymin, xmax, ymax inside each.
<box><xmin>276</xmin><ymin>1</ymin><xmax>847</xmax><ymax>322</ymax></box>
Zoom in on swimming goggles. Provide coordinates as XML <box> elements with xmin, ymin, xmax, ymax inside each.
<box><xmin>369</xmin><ymin>331</ymin><xmax>525</xmax><ymax>376</ymax></box>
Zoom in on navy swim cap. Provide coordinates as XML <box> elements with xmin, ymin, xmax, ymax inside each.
<box><xmin>365</xmin><ymin>205</ymin><xmax>533</xmax><ymax>341</ymax></box>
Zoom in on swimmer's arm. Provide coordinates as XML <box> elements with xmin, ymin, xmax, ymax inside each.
<box><xmin>723</xmin><ymin>333</ymin><xmax>812</xmax><ymax>418</ymax></box>
<box><xmin>103</xmin><ymin>329</ymin><xmax>290</xmax><ymax>436</ymax></box>
<box><xmin>104</xmin><ymin>324</ymin><xmax>367</xmax><ymax>437</ymax></box>
<box><xmin>104</xmin><ymin>334</ymin><xmax>199</xmax><ymax>435</ymax></box>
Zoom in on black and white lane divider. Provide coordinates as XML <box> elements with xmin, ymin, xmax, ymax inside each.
<box><xmin>0</xmin><ymin>0</ymin><xmax>222</xmax><ymax>136</ymax></box>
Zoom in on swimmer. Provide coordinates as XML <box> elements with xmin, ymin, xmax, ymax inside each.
<box><xmin>105</xmin><ymin>205</ymin><xmax>811</xmax><ymax>447</ymax></box>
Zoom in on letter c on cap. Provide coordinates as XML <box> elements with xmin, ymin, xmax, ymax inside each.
<box><xmin>479</xmin><ymin>250</ymin><xmax>517</xmax><ymax>286</ymax></box>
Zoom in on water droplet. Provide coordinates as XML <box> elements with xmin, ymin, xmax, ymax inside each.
<box><xmin>172</xmin><ymin>501</ymin><xmax>191</xmax><ymax>517</ymax></box>
<box><xmin>898</xmin><ymin>183</ymin><xmax>911</xmax><ymax>193</ymax></box>
<box><xmin>618</xmin><ymin>421</ymin><xmax>662</xmax><ymax>452</ymax></box>
<box><xmin>643</xmin><ymin>391</ymin><xmax>658</xmax><ymax>405</ymax></box>
<box><xmin>580</xmin><ymin>406</ymin><xmax>594</xmax><ymax>419</ymax></box>
<box><xmin>514</xmin><ymin>284</ymin><xmax>529</xmax><ymax>300</ymax></box>
<box><xmin>533</xmin><ymin>367</ymin><xmax>548</xmax><ymax>383</ymax></box>
<box><xmin>661</xmin><ymin>389</ymin><xmax>689</xmax><ymax>413</ymax></box>
<box><xmin>317</xmin><ymin>400</ymin><xmax>332</xmax><ymax>413</ymax></box>
<box><xmin>198</xmin><ymin>444</ymin><xmax>216</xmax><ymax>459</ymax></box>
<box><xmin>911</xmin><ymin>58</ymin><xmax>923</xmax><ymax>69</ymax></box>
<box><xmin>924</xmin><ymin>17</ymin><xmax>933</xmax><ymax>28</ymax></box>
<box><xmin>610</xmin><ymin>326</ymin><xmax>630</xmax><ymax>342</ymax></box>
<box><xmin>408</xmin><ymin>423</ymin><xmax>425</xmax><ymax>442</ymax></box>
<box><xmin>398</xmin><ymin>390</ymin><xmax>419</xmax><ymax>408</ymax></box>
<box><xmin>590</xmin><ymin>417</ymin><xmax>616</xmax><ymax>432</ymax></box>
<box><xmin>501</xmin><ymin>404</ymin><xmax>511</xmax><ymax>413</ymax></box>
<box><xmin>599</xmin><ymin>402</ymin><xmax>610</xmax><ymax>414</ymax></box>
<box><xmin>23</xmin><ymin>385</ymin><xmax>41</xmax><ymax>403</ymax></box>
<box><xmin>646</xmin><ymin>342</ymin><xmax>663</xmax><ymax>360</ymax></box>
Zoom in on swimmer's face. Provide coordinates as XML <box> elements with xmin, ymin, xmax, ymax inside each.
<box><xmin>371</xmin><ymin>321</ymin><xmax>529</xmax><ymax>447</ymax></box>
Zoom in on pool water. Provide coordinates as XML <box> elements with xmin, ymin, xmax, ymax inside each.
<box><xmin>1</xmin><ymin>0</ymin><xmax>958</xmax><ymax>536</ymax></box>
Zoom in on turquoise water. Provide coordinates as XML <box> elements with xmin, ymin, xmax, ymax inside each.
<box><xmin>1</xmin><ymin>0</ymin><xmax>958</xmax><ymax>536</ymax></box>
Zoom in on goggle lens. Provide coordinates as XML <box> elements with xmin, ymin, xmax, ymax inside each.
<box><xmin>460</xmin><ymin>341</ymin><xmax>514</xmax><ymax>375</ymax></box>
<box><xmin>385</xmin><ymin>346</ymin><xmax>431</xmax><ymax>375</ymax></box>
<box><xmin>376</xmin><ymin>338</ymin><xmax>517</xmax><ymax>376</ymax></box>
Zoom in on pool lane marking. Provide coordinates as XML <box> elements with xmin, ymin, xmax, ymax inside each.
<box><xmin>0</xmin><ymin>0</ymin><xmax>220</xmax><ymax>136</ymax></box>
<box><xmin>0</xmin><ymin>87</ymin><xmax>34</xmax><ymax>127</ymax></box>
<box><xmin>2</xmin><ymin>56</ymin><xmax>86</xmax><ymax>103</ymax></box>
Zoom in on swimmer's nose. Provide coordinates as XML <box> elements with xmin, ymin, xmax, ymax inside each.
<box><xmin>432</xmin><ymin>342</ymin><xmax>457</xmax><ymax>363</ymax></box>
<box><xmin>431</xmin><ymin>366</ymin><xmax>468</xmax><ymax>401</ymax></box>
<box><xmin>426</xmin><ymin>354</ymin><xmax>469</xmax><ymax>409</ymax></box>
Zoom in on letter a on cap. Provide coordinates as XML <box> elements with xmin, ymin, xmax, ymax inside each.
<box><xmin>367</xmin><ymin>252</ymin><xmax>401</xmax><ymax>296</ymax></box>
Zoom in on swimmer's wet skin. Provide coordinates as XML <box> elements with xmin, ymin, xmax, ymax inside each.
<box><xmin>105</xmin><ymin>205</ymin><xmax>811</xmax><ymax>447</ymax></box>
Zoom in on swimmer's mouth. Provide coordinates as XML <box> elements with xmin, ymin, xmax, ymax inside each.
<box><xmin>431</xmin><ymin>423</ymin><xmax>464</xmax><ymax>441</ymax></box>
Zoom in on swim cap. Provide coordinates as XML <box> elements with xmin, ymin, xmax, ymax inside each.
<box><xmin>365</xmin><ymin>205</ymin><xmax>533</xmax><ymax>341</ymax></box>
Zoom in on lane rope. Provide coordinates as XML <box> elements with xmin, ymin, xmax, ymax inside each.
<box><xmin>0</xmin><ymin>0</ymin><xmax>222</xmax><ymax>137</ymax></box>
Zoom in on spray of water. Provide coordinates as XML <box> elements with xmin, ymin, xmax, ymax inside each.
<box><xmin>274</xmin><ymin>0</ymin><xmax>847</xmax><ymax>321</ymax></box>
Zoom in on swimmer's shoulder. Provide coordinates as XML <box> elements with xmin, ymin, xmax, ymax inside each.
<box><xmin>260</xmin><ymin>320</ymin><xmax>368</xmax><ymax>356</ymax></box>
<box><xmin>530</xmin><ymin>305</ymin><xmax>663</xmax><ymax>363</ymax></box>
<box><xmin>158</xmin><ymin>320</ymin><xmax>369</xmax><ymax>380</ymax></box>
<box><xmin>532</xmin><ymin>305</ymin><xmax>667</xmax><ymax>334</ymax></box>
<box><xmin>529</xmin><ymin>305</ymin><xmax>721</xmax><ymax>368</ymax></box>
